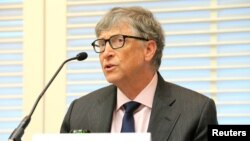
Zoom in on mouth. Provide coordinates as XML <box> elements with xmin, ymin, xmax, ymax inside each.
<box><xmin>104</xmin><ymin>64</ymin><xmax>116</xmax><ymax>71</ymax></box>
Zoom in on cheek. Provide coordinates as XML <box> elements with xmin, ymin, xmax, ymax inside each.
<box><xmin>122</xmin><ymin>49</ymin><xmax>144</xmax><ymax>68</ymax></box>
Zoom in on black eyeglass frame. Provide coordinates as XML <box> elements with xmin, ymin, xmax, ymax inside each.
<box><xmin>91</xmin><ymin>34</ymin><xmax>149</xmax><ymax>53</ymax></box>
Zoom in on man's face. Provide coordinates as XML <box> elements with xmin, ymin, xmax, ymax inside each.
<box><xmin>98</xmin><ymin>23</ymin><xmax>147</xmax><ymax>86</ymax></box>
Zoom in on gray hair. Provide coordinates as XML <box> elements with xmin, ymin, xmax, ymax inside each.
<box><xmin>95</xmin><ymin>6</ymin><xmax>165</xmax><ymax>70</ymax></box>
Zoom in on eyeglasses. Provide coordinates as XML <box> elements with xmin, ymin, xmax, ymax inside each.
<box><xmin>91</xmin><ymin>34</ymin><xmax>149</xmax><ymax>53</ymax></box>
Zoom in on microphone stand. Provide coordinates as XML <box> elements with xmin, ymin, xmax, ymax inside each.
<box><xmin>8</xmin><ymin>52</ymin><xmax>87</xmax><ymax>141</ymax></box>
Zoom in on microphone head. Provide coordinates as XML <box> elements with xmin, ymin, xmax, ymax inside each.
<box><xmin>76</xmin><ymin>52</ymin><xmax>88</xmax><ymax>61</ymax></box>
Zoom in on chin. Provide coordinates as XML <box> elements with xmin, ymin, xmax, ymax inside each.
<box><xmin>106</xmin><ymin>77</ymin><xmax>118</xmax><ymax>84</ymax></box>
<box><xmin>104</xmin><ymin>74</ymin><xmax>121</xmax><ymax>85</ymax></box>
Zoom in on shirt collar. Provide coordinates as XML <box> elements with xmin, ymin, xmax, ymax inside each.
<box><xmin>116</xmin><ymin>72</ymin><xmax>158</xmax><ymax>111</ymax></box>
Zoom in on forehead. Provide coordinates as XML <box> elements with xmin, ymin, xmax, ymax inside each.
<box><xmin>98</xmin><ymin>22</ymin><xmax>135</xmax><ymax>39</ymax></box>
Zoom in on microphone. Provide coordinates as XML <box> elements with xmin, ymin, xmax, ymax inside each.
<box><xmin>8</xmin><ymin>52</ymin><xmax>88</xmax><ymax>141</ymax></box>
<box><xmin>76</xmin><ymin>52</ymin><xmax>88</xmax><ymax>61</ymax></box>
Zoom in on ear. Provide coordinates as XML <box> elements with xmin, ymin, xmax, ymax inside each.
<box><xmin>144</xmin><ymin>40</ymin><xmax>157</xmax><ymax>62</ymax></box>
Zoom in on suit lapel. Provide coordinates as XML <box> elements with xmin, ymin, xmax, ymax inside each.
<box><xmin>91</xmin><ymin>85</ymin><xmax>117</xmax><ymax>132</ymax></box>
<box><xmin>147</xmin><ymin>73</ymin><xmax>180</xmax><ymax>141</ymax></box>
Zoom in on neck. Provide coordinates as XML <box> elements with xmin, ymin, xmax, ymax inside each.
<box><xmin>117</xmin><ymin>70</ymin><xmax>156</xmax><ymax>100</ymax></box>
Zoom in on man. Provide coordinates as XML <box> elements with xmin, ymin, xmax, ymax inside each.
<box><xmin>61</xmin><ymin>6</ymin><xmax>218</xmax><ymax>141</ymax></box>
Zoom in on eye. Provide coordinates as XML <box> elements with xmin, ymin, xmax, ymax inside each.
<box><xmin>117</xmin><ymin>36</ymin><xmax>124</xmax><ymax>43</ymax></box>
<box><xmin>112</xmin><ymin>35</ymin><xmax>124</xmax><ymax>44</ymax></box>
<box><xmin>97</xmin><ymin>40</ymin><xmax>106</xmax><ymax>47</ymax></box>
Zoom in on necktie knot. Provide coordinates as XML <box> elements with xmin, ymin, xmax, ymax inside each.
<box><xmin>123</xmin><ymin>101</ymin><xmax>140</xmax><ymax>114</ymax></box>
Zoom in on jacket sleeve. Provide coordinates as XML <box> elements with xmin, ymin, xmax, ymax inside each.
<box><xmin>60</xmin><ymin>100</ymin><xmax>76</xmax><ymax>133</ymax></box>
<box><xmin>193</xmin><ymin>98</ymin><xmax>218</xmax><ymax>141</ymax></box>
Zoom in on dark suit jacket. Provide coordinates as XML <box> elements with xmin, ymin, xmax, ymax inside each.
<box><xmin>60</xmin><ymin>73</ymin><xmax>218</xmax><ymax>141</ymax></box>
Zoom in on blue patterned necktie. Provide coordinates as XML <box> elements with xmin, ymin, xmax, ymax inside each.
<box><xmin>121</xmin><ymin>101</ymin><xmax>140</xmax><ymax>132</ymax></box>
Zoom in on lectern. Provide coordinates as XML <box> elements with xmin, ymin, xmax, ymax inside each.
<box><xmin>33</xmin><ymin>133</ymin><xmax>151</xmax><ymax>141</ymax></box>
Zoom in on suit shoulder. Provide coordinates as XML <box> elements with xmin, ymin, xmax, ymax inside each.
<box><xmin>164</xmin><ymin>81</ymin><xmax>212</xmax><ymax>102</ymax></box>
<box><xmin>162</xmin><ymin>81</ymin><xmax>217</xmax><ymax>117</ymax></box>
